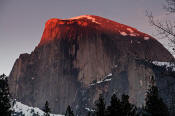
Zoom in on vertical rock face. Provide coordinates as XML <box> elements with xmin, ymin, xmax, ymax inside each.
<box><xmin>9</xmin><ymin>15</ymin><xmax>175</xmax><ymax>114</ymax></box>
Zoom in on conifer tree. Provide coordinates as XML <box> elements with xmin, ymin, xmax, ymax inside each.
<box><xmin>87</xmin><ymin>111</ymin><xmax>91</xmax><ymax>116</ymax></box>
<box><xmin>43</xmin><ymin>101</ymin><xmax>51</xmax><ymax>116</ymax></box>
<box><xmin>106</xmin><ymin>93</ymin><xmax>122</xmax><ymax>116</ymax></box>
<box><xmin>0</xmin><ymin>74</ymin><xmax>11</xmax><ymax>116</ymax></box>
<box><xmin>120</xmin><ymin>94</ymin><xmax>137</xmax><ymax>116</ymax></box>
<box><xmin>144</xmin><ymin>84</ymin><xmax>169</xmax><ymax>116</ymax></box>
<box><xmin>95</xmin><ymin>94</ymin><xmax>105</xmax><ymax>116</ymax></box>
<box><xmin>65</xmin><ymin>105</ymin><xmax>74</xmax><ymax>116</ymax></box>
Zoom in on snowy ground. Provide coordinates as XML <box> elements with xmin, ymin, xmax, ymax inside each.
<box><xmin>12</xmin><ymin>101</ymin><xmax>64</xmax><ymax>116</ymax></box>
<box><xmin>152</xmin><ymin>61</ymin><xmax>175</xmax><ymax>71</ymax></box>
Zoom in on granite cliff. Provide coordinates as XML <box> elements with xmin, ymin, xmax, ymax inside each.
<box><xmin>8</xmin><ymin>15</ymin><xmax>175</xmax><ymax>115</ymax></box>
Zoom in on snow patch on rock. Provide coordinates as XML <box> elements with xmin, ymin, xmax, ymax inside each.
<box><xmin>130</xmin><ymin>34</ymin><xmax>137</xmax><ymax>37</ymax></box>
<box><xmin>85</xmin><ymin>107</ymin><xmax>95</xmax><ymax>112</ymax></box>
<box><xmin>90</xmin><ymin>73</ymin><xmax>112</xmax><ymax>86</ymax></box>
<box><xmin>127</xmin><ymin>28</ymin><xmax>134</xmax><ymax>33</ymax></box>
<box><xmin>68</xmin><ymin>15</ymin><xmax>101</xmax><ymax>24</ymax></box>
<box><xmin>105</xmin><ymin>73</ymin><xmax>112</xmax><ymax>77</ymax></box>
<box><xmin>152</xmin><ymin>61</ymin><xmax>175</xmax><ymax>71</ymax></box>
<box><xmin>120</xmin><ymin>32</ymin><xmax>128</xmax><ymax>36</ymax></box>
<box><xmin>144</xmin><ymin>37</ymin><xmax>150</xmax><ymax>40</ymax></box>
<box><xmin>12</xmin><ymin>101</ymin><xmax>63</xmax><ymax>116</ymax></box>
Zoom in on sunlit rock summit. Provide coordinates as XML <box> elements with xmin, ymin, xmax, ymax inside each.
<box><xmin>9</xmin><ymin>15</ymin><xmax>175</xmax><ymax>115</ymax></box>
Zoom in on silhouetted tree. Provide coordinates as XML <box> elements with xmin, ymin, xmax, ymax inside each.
<box><xmin>106</xmin><ymin>93</ymin><xmax>137</xmax><ymax>116</ymax></box>
<box><xmin>144</xmin><ymin>84</ymin><xmax>169</xmax><ymax>116</ymax></box>
<box><xmin>65</xmin><ymin>105</ymin><xmax>74</xmax><ymax>116</ymax></box>
<box><xmin>0</xmin><ymin>74</ymin><xmax>11</xmax><ymax>116</ymax></box>
<box><xmin>169</xmin><ymin>91</ymin><xmax>175</xmax><ymax>116</ymax></box>
<box><xmin>120</xmin><ymin>94</ymin><xmax>137</xmax><ymax>116</ymax></box>
<box><xmin>95</xmin><ymin>94</ymin><xmax>105</xmax><ymax>116</ymax></box>
<box><xmin>43</xmin><ymin>101</ymin><xmax>51</xmax><ymax>116</ymax></box>
<box><xmin>106</xmin><ymin>93</ymin><xmax>122</xmax><ymax>116</ymax></box>
<box><xmin>87</xmin><ymin>112</ymin><xmax>91</xmax><ymax>116</ymax></box>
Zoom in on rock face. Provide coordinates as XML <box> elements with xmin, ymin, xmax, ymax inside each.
<box><xmin>9</xmin><ymin>15</ymin><xmax>175</xmax><ymax>115</ymax></box>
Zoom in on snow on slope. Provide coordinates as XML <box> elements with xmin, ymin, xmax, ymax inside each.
<box><xmin>12</xmin><ymin>101</ymin><xmax>64</xmax><ymax>116</ymax></box>
<box><xmin>68</xmin><ymin>15</ymin><xmax>101</xmax><ymax>24</ymax></box>
<box><xmin>152</xmin><ymin>61</ymin><xmax>175</xmax><ymax>71</ymax></box>
<box><xmin>85</xmin><ymin>107</ymin><xmax>95</xmax><ymax>112</ymax></box>
<box><xmin>90</xmin><ymin>73</ymin><xmax>112</xmax><ymax>86</ymax></box>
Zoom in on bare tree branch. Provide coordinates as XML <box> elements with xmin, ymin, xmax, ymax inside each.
<box><xmin>146</xmin><ymin>10</ymin><xmax>175</xmax><ymax>45</ymax></box>
<box><xmin>164</xmin><ymin>0</ymin><xmax>175</xmax><ymax>13</ymax></box>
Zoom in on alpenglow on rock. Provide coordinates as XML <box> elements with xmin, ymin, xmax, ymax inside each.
<box><xmin>9</xmin><ymin>15</ymin><xmax>175</xmax><ymax>115</ymax></box>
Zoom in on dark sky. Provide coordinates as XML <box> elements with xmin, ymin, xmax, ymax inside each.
<box><xmin>0</xmin><ymin>0</ymin><xmax>168</xmax><ymax>75</ymax></box>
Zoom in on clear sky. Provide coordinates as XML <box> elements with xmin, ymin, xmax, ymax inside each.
<box><xmin>0</xmin><ymin>0</ymin><xmax>169</xmax><ymax>75</ymax></box>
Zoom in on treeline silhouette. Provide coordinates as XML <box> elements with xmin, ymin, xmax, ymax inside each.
<box><xmin>40</xmin><ymin>79</ymin><xmax>170</xmax><ymax>116</ymax></box>
<box><xmin>0</xmin><ymin>74</ymin><xmax>171</xmax><ymax>116</ymax></box>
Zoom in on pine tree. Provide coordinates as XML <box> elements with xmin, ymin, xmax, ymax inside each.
<box><xmin>43</xmin><ymin>101</ymin><xmax>51</xmax><ymax>116</ymax></box>
<box><xmin>65</xmin><ymin>105</ymin><xmax>74</xmax><ymax>116</ymax></box>
<box><xmin>144</xmin><ymin>84</ymin><xmax>169</xmax><ymax>116</ymax></box>
<box><xmin>95</xmin><ymin>94</ymin><xmax>105</xmax><ymax>116</ymax></box>
<box><xmin>106</xmin><ymin>93</ymin><xmax>122</xmax><ymax>116</ymax></box>
<box><xmin>87</xmin><ymin>111</ymin><xmax>91</xmax><ymax>116</ymax></box>
<box><xmin>120</xmin><ymin>94</ymin><xmax>137</xmax><ymax>116</ymax></box>
<box><xmin>0</xmin><ymin>74</ymin><xmax>11</xmax><ymax>116</ymax></box>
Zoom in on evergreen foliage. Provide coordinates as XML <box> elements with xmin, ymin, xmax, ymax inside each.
<box><xmin>87</xmin><ymin>111</ymin><xmax>92</xmax><ymax>116</ymax></box>
<box><xmin>120</xmin><ymin>94</ymin><xmax>137</xmax><ymax>116</ymax></box>
<box><xmin>95</xmin><ymin>94</ymin><xmax>105</xmax><ymax>116</ymax></box>
<box><xmin>144</xmin><ymin>84</ymin><xmax>169</xmax><ymax>116</ymax></box>
<box><xmin>106</xmin><ymin>93</ymin><xmax>122</xmax><ymax>116</ymax></box>
<box><xmin>0</xmin><ymin>74</ymin><xmax>11</xmax><ymax>116</ymax></box>
<box><xmin>95</xmin><ymin>93</ymin><xmax>137</xmax><ymax>116</ymax></box>
<box><xmin>43</xmin><ymin>101</ymin><xmax>51</xmax><ymax>116</ymax></box>
<box><xmin>65</xmin><ymin>105</ymin><xmax>74</xmax><ymax>116</ymax></box>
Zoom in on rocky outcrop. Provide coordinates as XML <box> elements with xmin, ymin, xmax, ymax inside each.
<box><xmin>8</xmin><ymin>15</ymin><xmax>175</xmax><ymax>115</ymax></box>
